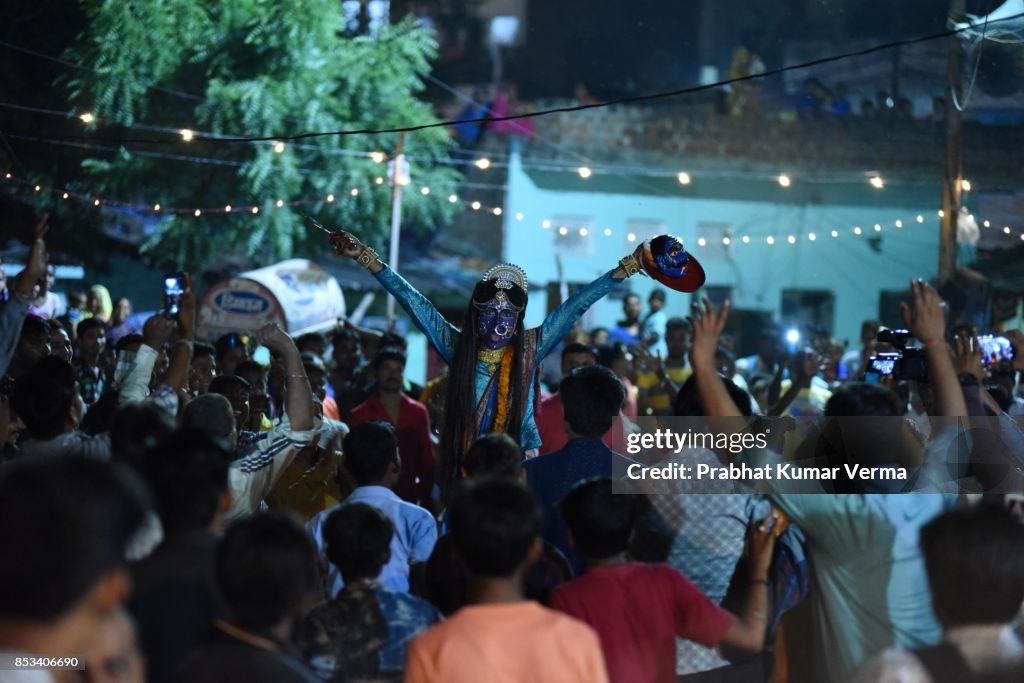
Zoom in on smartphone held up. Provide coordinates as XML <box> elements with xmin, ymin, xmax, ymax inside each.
<box><xmin>163</xmin><ymin>273</ymin><xmax>187</xmax><ymax>316</ymax></box>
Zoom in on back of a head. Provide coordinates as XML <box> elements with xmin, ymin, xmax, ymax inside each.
<box><xmin>674</xmin><ymin>374</ymin><xmax>753</xmax><ymax>417</ymax></box>
<box><xmin>214</xmin><ymin>333</ymin><xmax>247</xmax><ymax>360</ymax></box>
<box><xmin>561</xmin><ymin>342</ymin><xmax>598</xmax><ymax>361</ymax></box>
<box><xmin>449</xmin><ymin>477</ymin><xmax>541</xmax><ymax>578</ymax></box>
<box><xmin>560</xmin><ymin>365</ymin><xmax>626</xmax><ymax>437</ymax></box>
<box><xmin>208</xmin><ymin>374</ymin><xmax>251</xmax><ymax>397</ymax></box>
<box><xmin>13</xmin><ymin>356</ymin><xmax>77</xmax><ymax>440</ymax></box>
<box><xmin>343</xmin><ymin>421</ymin><xmax>398</xmax><ymax>485</ymax></box>
<box><xmin>373</xmin><ymin>346</ymin><xmax>407</xmax><ymax>371</ymax></box>
<box><xmin>142</xmin><ymin>429</ymin><xmax>231</xmax><ymax>537</ymax></box>
<box><xmin>76</xmin><ymin>316</ymin><xmax>106</xmax><ymax>340</ymax></box>
<box><xmin>560</xmin><ymin>478</ymin><xmax>641</xmax><ymax>560</ymax></box>
<box><xmin>182</xmin><ymin>393</ymin><xmax>235</xmax><ymax>442</ymax></box>
<box><xmin>111</xmin><ymin>404</ymin><xmax>175</xmax><ymax>465</ymax></box>
<box><xmin>296</xmin><ymin>332</ymin><xmax>326</xmax><ymax>354</ymax></box>
<box><xmin>463</xmin><ymin>433</ymin><xmax>523</xmax><ymax>479</ymax></box>
<box><xmin>323</xmin><ymin>503</ymin><xmax>395</xmax><ymax>583</ymax></box>
<box><xmin>825</xmin><ymin>382</ymin><xmax>902</xmax><ymax>417</ymax></box>
<box><xmin>922</xmin><ymin>504</ymin><xmax>1024</xmax><ymax>629</ymax></box>
<box><xmin>0</xmin><ymin>458</ymin><xmax>149</xmax><ymax>621</ymax></box>
<box><xmin>216</xmin><ymin>512</ymin><xmax>318</xmax><ymax>633</ymax></box>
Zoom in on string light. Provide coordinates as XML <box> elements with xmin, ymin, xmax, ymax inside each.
<box><xmin>722</xmin><ymin>236</ymin><xmax>731</xmax><ymax>245</ymax></box>
<box><xmin>831</xmin><ymin>230</ymin><xmax>839</xmax><ymax>238</ymax></box>
<box><xmin>627</xmin><ymin>232</ymin><xmax>637</xmax><ymax>242</ymax></box>
<box><xmin>180</xmin><ymin>129</ymin><xmax>194</xmax><ymax>142</ymax></box>
<box><xmin>578</xmin><ymin>166</ymin><xmax>592</xmax><ymax>179</ymax></box>
<box><xmin>874</xmin><ymin>224</ymin><xmax>882</xmax><ymax>232</ymax></box>
<box><xmin>916</xmin><ymin>215</ymin><xmax>924</xmax><ymax>223</ymax></box>
<box><xmin>742</xmin><ymin>235</ymin><xmax>750</xmax><ymax>244</ymax></box>
<box><xmin>983</xmin><ymin>220</ymin><xmax>991</xmax><ymax>228</ymax></box>
<box><xmin>677</xmin><ymin>172</ymin><xmax>691</xmax><ymax>185</ymax></box>
<box><xmin>869</xmin><ymin>176</ymin><xmax>884</xmax><ymax>189</ymax></box>
<box><xmin>895</xmin><ymin>220</ymin><xmax>903</xmax><ymax>228</ymax></box>
<box><xmin>326</xmin><ymin>194</ymin><xmax>334</xmax><ymax>203</ymax></box>
<box><xmin>3</xmin><ymin>173</ymin><xmax>9</xmax><ymax>179</ymax></box>
<box><xmin>968</xmin><ymin>213</ymin><xmax>974</xmax><ymax>221</ymax></box>
<box><xmin>276</xmin><ymin>199</ymin><xmax>284</xmax><ymax>208</ymax></box>
<box><xmin>153</xmin><ymin>203</ymin><xmax>160</xmax><ymax>210</ymax></box>
<box><xmin>542</xmin><ymin>220</ymin><xmax>552</xmax><ymax>229</ymax></box>
<box><xmin>787</xmin><ymin>235</ymin><xmax>797</xmax><ymax>244</ymax></box>
<box><xmin>604</xmin><ymin>228</ymin><xmax>613</xmax><ymax>236</ymax></box>
<box><xmin>194</xmin><ymin>209</ymin><xmax>201</xmax><ymax>216</ymax></box>
<box><xmin>854</xmin><ymin>226</ymin><xmax>862</xmax><ymax>235</ymax></box>
<box><xmin>448</xmin><ymin>194</ymin><xmax>457</xmax><ymax>203</ymax></box>
<box><xmin>493</xmin><ymin>207</ymin><xmax>502</xmax><ymax>216</ymax></box>
<box><xmin>375</xmin><ymin>177</ymin><xmax>384</xmax><ymax>185</ymax></box>
<box><xmin>251</xmin><ymin>206</ymin><xmax>259</xmax><ymax>214</ymax></box>
<box><xmin>475</xmin><ymin>158</ymin><xmax>491</xmax><ymax>170</ymax></box>
<box><xmin>273</xmin><ymin>141</ymin><xmax>286</xmax><ymax>154</ymax></box>
<box><xmin>370</xmin><ymin>151</ymin><xmax>385</xmax><ymax>164</ymax></box>
<box><xmin>62</xmin><ymin>192</ymin><xmax>69</xmax><ymax>200</ymax></box>
<box><xmin>766</xmin><ymin>236</ymin><xmax>775</xmax><ymax>245</ymax></box>
<box><xmin>515</xmin><ymin>212</ymin><xmax>524</xmax><ymax>221</ymax></box>
<box><xmin>778</xmin><ymin>174</ymin><xmax>791</xmax><ymax>188</ymax></box>
<box><xmin>558</xmin><ymin>226</ymin><xmax>568</xmax><ymax>235</ymax></box>
<box><xmin>79</xmin><ymin>112</ymin><xmax>95</xmax><ymax>123</ymax></box>
<box><xmin>351</xmin><ymin>188</ymin><xmax>359</xmax><ymax>196</ymax></box>
<box><xmin>938</xmin><ymin>209</ymin><xmax>944</xmax><ymax>217</ymax></box>
<box><xmin>420</xmin><ymin>187</ymin><xmax>430</xmax><ymax>195</ymax></box>
<box><xmin>961</xmin><ymin>179</ymin><xmax>972</xmax><ymax>192</ymax></box>
<box><xmin>808</xmin><ymin>232</ymin><xmax>816</xmax><ymax>241</ymax></box>
<box><xmin>579</xmin><ymin>227</ymin><xmax>588</xmax><ymax>236</ymax></box>
<box><xmin>697</xmin><ymin>237</ymin><xmax>707</xmax><ymax>246</ymax></box>
<box><xmin>225</xmin><ymin>205</ymin><xmax>232</xmax><ymax>212</ymax></box>
<box><xmin>1005</xmin><ymin>226</ymin><xmax>1012</xmax><ymax>234</ymax></box>
<box><xmin>93</xmin><ymin>199</ymin><xmax>100</xmax><ymax>206</ymax></box>
<box><xmin>34</xmin><ymin>185</ymin><xmax>41</xmax><ymax>192</ymax></box>
<box><xmin>471</xmin><ymin>201</ymin><xmax>481</xmax><ymax>210</ymax></box>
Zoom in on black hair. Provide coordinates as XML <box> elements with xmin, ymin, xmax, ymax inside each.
<box><xmin>323</xmin><ymin>503</ymin><xmax>394</xmax><ymax>583</ymax></box>
<box><xmin>372</xmin><ymin>346</ymin><xmax>407</xmax><ymax>372</ymax></box>
<box><xmin>665</xmin><ymin>317</ymin><xmax>692</xmax><ymax>334</ymax></box>
<box><xmin>114</xmin><ymin>334</ymin><xmax>145</xmax><ymax>353</ymax></box>
<box><xmin>449</xmin><ymin>477</ymin><xmax>541</xmax><ymax>578</ymax></box>
<box><xmin>142</xmin><ymin>429</ymin><xmax>231</xmax><ymax>537</ymax></box>
<box><xmin>216</xmin><ymin>512</ymin><xmax>318</xmax><ymax>633</ymax></box>
<box><xmin>208</xmin><ymin>375</ymin><xmax>252</xmax><ymax>397</ymax></box>
<box><xmin>296</xmin><ymin>332</ymin><xmax>326</xmax><ymax>353</ymax></box>
<box><xmin>301</xmin><ymin>351</ymin><xmax>327</xmax><ymax>373</ymax></box>
<box><xmin>649</xmin><ymin>289</ymin><xmax>666</xmax><ymax>303</ymax></box>
<box><xmin>182</xmin><ymin>394</ymin><xmax>235</xmax><ymax>442</ymax></box>
<box><xmin>623</xmin><ymin>292</ymin><xmax>641</xmax><ymax>303</ymax></box>
<box><xmin>12</xmin><ymin>357</ymin><xmax>77</xmax><ymax>440</ymax></box>
<box><xmin>825</xmin><ymin>383</ymin><xmax>902</xmax><ymax>417</ymax></box>
<box><xmin>922</xmin><ymin>504</ymin><xmax>1024</xmax><ymax>628</ymax></box>
<box><xmin>16</xmin><ymin>313</ymin><xmax>50</xmax><ymax>347</ymax></box>
<box><xmin>0</xmin><ymin>458</ymin><xmax>150</xmax><ymax>620</ymax></box>
<box><xmin>193</xmin><ymin>341</ymin><xmax>216</xmax><ymax>360</ymax></box>
<box><xmin>76</xmin><ymin>316</ymin><xmax>106</xmax><ymax>339</ymax></box>
<box><xmin>560</xmin><ymin>478</ymin><xmax>641</xmax><ymax>560</ymax></box>
<box><xmin>214</xmin><ymin>333</ymin><xmax>248</xmax><ymax>359</ymax></box>
<box><xmin>561</xmin><ymin>342</ymin><xmax>598</xmax><ymax>361</ymax></box>
<box><xmin>343</xmin><ymin>421</ymin><xmax>398</xmax><ymax>485</ymax></box>
<box><xmin>674</xmin><ymin>374</ymin><xmax>753</xmax><ymax>417</ymax></box>
<box><xmin>331</xmin><ymin>328</ymin><xmax>360</xmax><ymax>347</ymax></box>
<box><xmin>439</xmin><ymin>280</ymin><xmax>528</xmax><ymax>500</ymax></box>
<box><xmin>235</xmin><ymin>360</ymin><xmax>266</xmax><ymax>381</ymax></box>
<box><xmin>111</xmin><ymin>403</ymin><xmax>175</xmax><ymax>466</ymax></box>
<box><xmin>597</xmin><ymin>342</ymin><xmax>629</xmax><ymax>370</ymax></box>
<box><xmin>560</xmin><ymin>365</ymin><xmax>626</xmax><ymax>437</ymax></box>
<box><xmin>79</xmin><ymin>389</ymin><xmax>122</xmax><ymax>436</ymax></box>
<box><xmin>463</xmin><ymin>433</ymin><xmax>523</xmax><ymax>479</ymax></box>
<box><xmin>378</xmin><ymin>331</ymin><xmax>408</xmax><ymax>350</ymax></box>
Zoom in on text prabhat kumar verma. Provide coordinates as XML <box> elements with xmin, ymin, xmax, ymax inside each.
<box><xmin>626</xmin><ymin>462</ymin><xmax>909</xmax><ymax>482</ymax></box>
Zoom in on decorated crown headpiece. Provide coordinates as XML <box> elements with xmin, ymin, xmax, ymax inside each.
<box><xmin>480</xmin><ymin>263</ymin><xmax>528</xmax><ymax>292</ymax></box>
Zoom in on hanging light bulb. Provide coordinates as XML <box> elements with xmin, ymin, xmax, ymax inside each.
<box><xmin>194</xmin><ymin>209</ymin><xmax>201</xmax><ymax>216</ymax></box>
<box><xmin>777</xmin><ymin>174</ymin><xmax>791</xmax><ymax>188</ymax></box>
<box><xmin>916</xmin><ymin>215</ymin><xmax>924</xmax><ymax>223</ymax></box>
<box><xmin>493</xmin><ymin>207</ymin><xmax>502</xmax><ymax>216</ymax></box>
<box><xmin>34</xmin><ymin>185</ymin><xmax>41</xmax><ymax>192</ymax></box>
<box><xmin>854</xmin><ymin>226</ymin><xmax>863</xmax><ymax>235</ymax></box>
<box><xmin>831</xmin><ymin>230</ymin><xmax>839</xmax><ymax>238</ymax></box>
<box><xmin>273</xmin><ymin>141</ymin><xmax>286</xmax><ymax>154</ymax></box>
<box><xmin>475</xmin><ymin>158</ymin><xmax>491</xmax><ymax>170</ymax></box>
<box><xmin>471</xmin><ymin>201</ymin><xmax>481</xmax><ymax>210</ymax></box>
<box><xmin>351</xmin><ymin>188</ymin><xmax>359</xmax><ymax>197</ymax></box>
<box><xmin>93</xmin><ymin>199</ymin><xmax>100</xmax><ymax>206</ymax></box>
<box><xmin>251</xmin><ymin>206</ymin><xmax>259</xmax><ymax>214</ymax></box>
<box><xmin>515</xmin><ymin>212</ymin><xmax>524</xmax><ymax>221</ymax></box>
<box><xmin>766</xmin><ymin>236</ymin><xmax>775</xmax><ymax>245</ymax></box>
<box><xmin>808</xmin><ymin>233</ymin><xmax>816</xmax><ymax>241</ymax></box>
<box><xmin>895</xmin><ymin>220</ymin><xmax>903</xmax><ymax>228</ymax></box>
<box><xmin>153</xmin><ymin>203</ymin><xmax>160</xmax><ymax>211</ymax></box>
<box><xmin>558</xmin><ymin>226</ymin><xmax>568</xmax><ymax>235</ymax></box>
<box><xmin>697</xmin><ymin>237</ymin><xmax>707</xmax><ymax>247</ymax></box>
<box><xmin>603</xmin><ymin>228</ymin><xmax>613</xmax><ymax>236</ymax></box>
<box><xmin>420</xmin><ymin>187</ymin><xmax>430</xmax><ymax>195</ymax></box>
<box><xmin>370</xmin><ymin>151</ymin><xmax>385</xmax><ymax>164</ymax></box>
<box><xmin>677</xmin><ymin>172</ymin><xmax>691</xmax><ymax>185</ymax></box>
<box><xmin>62</xmin><ymin>192</ymin><xmax>69</xmax><ymax>200</ymax></box>
<box><xmin>579</xmin><ymin>227</ymin><xmax>588</xmax><ymax>236</ymax></box>
<box><xmin>276</xmin><ymin>199</ymin><xmax>284</xmax><ymax>208</ymax></box>
<box><xmin>961</xmin><ymin>179</ymin><xmax>972</xmax><ymax>192</ymax></box>
<box><xmin>722</xmin><ymin>236</ymin><xmax>731</xmax><ymax>245</ymax></box>
<box><xmin>627</xmin><ymin>232</ymin><xmax>637</xmax><ymax>242</ymax></box>
<box><xmin>542</xmin><ymin>220</ymin><xmax>552</xmax><ymax>229</ymax></box>
<box><xmin>448</xmin><ymin>194</ymin><xmax>457</xmax><ymax>203</ymax></box>
<box><xmin>578</xmin><ymin>166</ymin><xmax>592</xmax><ymax>179</ymax></box>
<box><xmin>225</xmin><ymin>205</ymin><xmax>232</xmax><ymax>212</ymax></box>
<box><xmin>874</xmin><ymin>224</ymin><xmax>882</xmax><ymax>232</ymax></box>
<box><xmin>787</xmin><ymin>235</ymin><xmax>796</xmax><ymax>244</ymax></box>
<box><xmin>375</xmin><ymin>177</ymin><xmax>384</xmax><ymax>185</ymax></box>
<box><xmin>869</xmin><ymin>176</ymin><xmax>884</xmax><ymax>189</ymax></box>
<box><xmin>983</xmin><ymin>220</ymin><xmax>991</xmax><ymax>228</ymax></box>
<box><xmin>180</xmin><ymin>129</ymin><xmax>194</xmax><ymax>141</ymax></box>
<box><xmin>938</xmin><ymin>209</ymin><xmax>945</xmax><ymax>218</ymax></box>
<box><xmin>326</xmin><ymin>194</ymin><xmax>335</xmax><ymax>203</ymax></box>
<box><xmin>742</xmin><ymin>235</ymin><xmax>750</xmax><ymax>244</ymax></box>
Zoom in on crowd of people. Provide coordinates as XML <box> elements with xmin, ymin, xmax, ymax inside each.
<box><xmin>1</xmin><ymin>216</ymin><xmax>1024</xmax><ymax>683</ymax></box>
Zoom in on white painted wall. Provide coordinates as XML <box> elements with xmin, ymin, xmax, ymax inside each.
<box><xmin>503</xmin><ymin>152</ymin><xmax>940</xmax><ymax>346</ymax></box>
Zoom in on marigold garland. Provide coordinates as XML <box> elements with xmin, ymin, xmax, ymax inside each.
<box><xmin>492</xmin><ymin>345</ymin><xmax>514</xmax><ymax>433</ymax></box>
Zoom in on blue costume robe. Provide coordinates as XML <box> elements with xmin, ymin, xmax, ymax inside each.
<box><xmin>374</xmin><ymin>266</ymin><xmax>621</xmax><ymax>450</ymax></box>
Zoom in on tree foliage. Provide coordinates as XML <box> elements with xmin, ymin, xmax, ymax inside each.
<box><xmin>63</xmin><ymin>0</ymin><xmax>461</xmax><ymax>270</ymax></box>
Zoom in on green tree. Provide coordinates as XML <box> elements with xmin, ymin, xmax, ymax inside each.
<box><xmin>62</xmin><ymin>0</ymin><xmax>461</xmax><ymax>271</ymax></box>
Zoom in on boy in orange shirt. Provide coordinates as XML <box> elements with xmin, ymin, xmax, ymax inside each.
<box><xmin>404</xmin><ymin>478</ymin><xmax>608</xmax><ymax>683</ymax></box>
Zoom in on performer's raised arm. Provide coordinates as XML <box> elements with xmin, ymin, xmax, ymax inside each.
<box><xmin>536</xmin><ymin>245</ymin><xmax>645</xmax><ymax>358</ymax></box>
<box><xmin>330</xmin><ymin>230</ymin><xmax>457</xmax><ymax>363</ymax></box>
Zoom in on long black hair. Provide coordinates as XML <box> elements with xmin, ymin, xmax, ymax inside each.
<box><xmin>437</xmin><ymin>281</ymin><xmax>528</xmax><ymax>500</ymax></box>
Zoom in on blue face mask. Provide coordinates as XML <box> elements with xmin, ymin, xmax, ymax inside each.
<box><xmin>477</xmin><ymin>300</ymin><xmax>519</xmax><ymax>350</ymax></box>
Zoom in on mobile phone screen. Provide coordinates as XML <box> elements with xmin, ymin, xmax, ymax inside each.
<box><xmin>978</xmin><ymin>335</ymin><xmax>1014</xmax><ymax>366</ymax></box>
<box><xmin>163</xmin><ymin>274</ymin><xmax>185</xmax><ymax>316</ymax></box>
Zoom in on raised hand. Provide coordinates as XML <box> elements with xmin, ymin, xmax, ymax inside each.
<box><xmin>900</xmin><ymin>279</ymin><xmax>946</xmax><ymax>347</ymax></box>
<box><xmin>177</xmin><ymin>273</ymin><xmax>197</xmax><ymax>341</ymax></box>
<box><xmin>14</xmin><ymin>214</ymin><xmax>49</xmax><ymax>299</ymax></box>
<box><xmin>253</xmin><ymin>323</ymin><xmax>297</xmax><ymax>355</ymax></box>
<box><xmin>329</xmin><ymin>230</ymin><xmax>365</xmax><ymax>259</ymax></box>
<box><xmin>689</xmin><ymin>297</ymin><xmax>730</xmax><ymax>371</ymax></box>
<box><xmin>951</xmin><ymin>329</ymin><xmax>983</xmax><ymax>382</ymax></box>
<box><xmin>143</xmin><ymin>314</ymin><xmax>177</xmax><ymax>350</ymax></box>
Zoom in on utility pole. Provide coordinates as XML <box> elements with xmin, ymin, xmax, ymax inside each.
<box><xmin>386</xmin><ymin>131</ymin><xmax>406</xmax><ymax>326</ymax></box>
<box><xmin>939</xmin><ymin>0</ymin><xmax>965</xmax><ymax>283</ymax></box>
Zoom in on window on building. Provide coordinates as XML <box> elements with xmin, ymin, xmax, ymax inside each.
<box><xmin>552</xmin><ymin>215</ymin><xmax>595</xmax><ymax>257</ymax></box>
<box><xmin>781</xmin><ymin>289</ymin><xmax>835</xmax><ymax>336</ymax></box>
